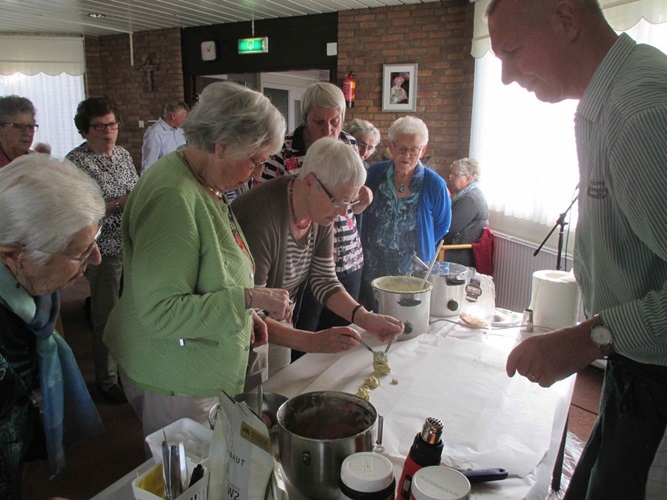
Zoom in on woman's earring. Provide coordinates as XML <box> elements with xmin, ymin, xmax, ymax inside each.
<box><xmin>218</xmin><ymin>155</ymin><xmax>223</xmax><ymax>159</ymax></box>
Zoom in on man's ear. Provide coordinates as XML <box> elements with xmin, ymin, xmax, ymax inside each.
<box><xmin>552</xmin><ymin>0</ymin><xmax>580</xmax><ymax>43</ymax></box>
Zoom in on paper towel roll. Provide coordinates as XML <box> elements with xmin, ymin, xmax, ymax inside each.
<box><xmin>529</xmin><ymin>270</ymin><xmax>581</xmax><ymax>331</ymax></box>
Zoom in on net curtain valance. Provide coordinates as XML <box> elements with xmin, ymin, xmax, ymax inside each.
<box><xmin>0</xmin><ymin>36</ymin><xmax>85</xmax><ymax>76</ymax></box>
<box><xmin>471</xmin><ymin>0</ymin><xmax>667</xmax><ymax>58</ymax></box>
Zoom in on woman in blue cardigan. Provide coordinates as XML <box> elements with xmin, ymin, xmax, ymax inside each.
<box><xmin>361</xmin><ymin>116</ymin><xmax>451</xmax><ymax>302</ymax></box>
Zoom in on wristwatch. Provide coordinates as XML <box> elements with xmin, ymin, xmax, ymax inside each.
<box><xmin>590</xmin><ymin>318</ymin><xmax>614</xmax><ymax>357</ymax></box>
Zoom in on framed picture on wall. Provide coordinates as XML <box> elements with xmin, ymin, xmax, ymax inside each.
<box><xmin>382</xmin><ymin>63</ymin><xmax>418</xmax><ymax>112</ymax></box>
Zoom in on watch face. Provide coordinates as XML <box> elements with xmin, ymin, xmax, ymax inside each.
<box><xmin>201</xmin><ymin>41</ymin><xmax>216</xmax><ymax>61</ymax></box>
<box><xmin>591</xmin><ymin>325</ymin><xmax>613</xmax><ymax>347</ymax></box>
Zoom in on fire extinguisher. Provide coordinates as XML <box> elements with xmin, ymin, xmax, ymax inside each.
<box><xmin>343</xmin><ymin>71</ymin><xmax>356</xmax><ymax>108</ymax></box>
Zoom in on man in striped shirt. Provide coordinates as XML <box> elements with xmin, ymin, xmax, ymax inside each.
<box><xmin>489</xmin><ymin>0</ymin><xmax>667</xmax><ymax>497</ymax></box>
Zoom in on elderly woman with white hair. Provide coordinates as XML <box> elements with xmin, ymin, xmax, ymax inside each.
<box><xmin>442</xmin><ymin>158</ymin><xmax>489</xmax><ymax>267</ymax></box>
<box><xmin>361</xmin><ymin>116</ymin><xmax>451</xmax><ymax>301</ymax></box>
<box><xmin>104</xmin><ymin>82</ymin><xmax>292</xmax><ymax>438</ymax></box>
<box><xmin>343</xmin><ymin>118</ymin><xmax>381</xmax><ymax>169</ymax></box>
<box><xmin>234</xmin><ymin>137</ymin><xmax>403</xmax><ymax>384</ymax></box>
<box><xmin>0</xmin><ymin>155</ymin><xmax>105</xmax><ymax>497</ymax></box>
<box><xmin>260</xmin><ymin>81</ymin><xmax>373</xmax><ymax>334</ymax></box>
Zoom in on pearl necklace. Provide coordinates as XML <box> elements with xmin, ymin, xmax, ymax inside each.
<box><xmin>288</xmin><ymin>178</ymin><xmax>311</xmax><ymax>230</ymax></box>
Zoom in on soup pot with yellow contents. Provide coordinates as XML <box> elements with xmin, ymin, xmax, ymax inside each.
<box><xmin>371</xmin><ymin>276</ymin><xmax>432</xmax><ymax>340</ymax></box>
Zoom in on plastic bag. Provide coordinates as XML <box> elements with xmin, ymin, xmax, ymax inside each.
<box><xmin>207</xmin><ymin>389</ymin><xmax>274</xmax><ymax>499</ymax></box>
<box><xmin>461</xmin><ymin>269</ymin><xmax>496</xmax><ymax>322</ymax></box>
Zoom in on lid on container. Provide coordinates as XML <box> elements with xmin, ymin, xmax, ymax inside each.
<box><xmin>371</xmin><ymin>276</ymin><xmax>432</xmax><ymax>293</ymax></box>
<box><xmin>432</xmin><ymin>262</ymin><xmax>470</xmax><ymax>279</ymax></box>
<box><xmin>340</xmin><ymin>452</ymin><xmax>394</xmax><ymax>493</ymax></box>
<box><xmin>410</xmin><ymin>466</ymin><xmax>470</xmax><ymax>500</ymax></box>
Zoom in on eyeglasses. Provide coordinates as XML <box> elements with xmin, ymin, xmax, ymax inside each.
<box><xmin>357</xmin><ymin>141</ymin><xmax>376</xmax><ymax>153</ymax></box>
<box><xmin>249</xmin><ymin>157</ymin><xmax>267</xmax><ymax>170</ymax></box>
<box><xmin>449</xmin><ymin>171</ymin><xmax>468</xmax><ymax>178</ymax></box>
<box><xmin>89</xmin><ymin>121</ymin><xmax>120</xmax><ymax>132</ymax></box>
<box><xmin>314</xmin><ymin>175</ymin><xmax>360</xmax><ymax>210</ymax></box>
<box><xmin>26</xmin><ymin>226</ymin><xmax>102</xmax><ymax>264</ymax></box>
<box><xmin>391</xmin><ymin>142</ymin><xmax>423</xmax><ymax>158</ymax></box>
<box><xmin>1</xmin><ymin>123</ymin><xmax>38</xmax><ymax>132</ymax></box>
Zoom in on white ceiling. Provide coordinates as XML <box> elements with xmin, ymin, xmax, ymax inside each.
<box><xmin>0</xmin><ymin>0</ymin><xmax>443</xmax><ymax>37</ymax></box>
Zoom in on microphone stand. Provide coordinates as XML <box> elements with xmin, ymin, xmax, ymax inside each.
<box><xmin>533</xmin><ymin>195</ymin><xmax>578</xmax><ymax>270</ymax></box>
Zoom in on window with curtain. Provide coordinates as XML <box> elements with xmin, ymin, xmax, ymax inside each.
<box><xmin>0</xmin><ymin>72</ymin><xmax>85</xmax><ymax>159</ymax></box>
<box><xmin>0</xmin><ymin>36</ymin><xmax>85</xmax><ymax>160</ymax></box>
<box><xmin>469</xmin><ymin>1</ymin><xmax>667</xmax><ymax>235</ymax></box>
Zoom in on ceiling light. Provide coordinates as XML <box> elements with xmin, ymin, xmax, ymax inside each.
<box><xmin>88</xmin><ymin>12</ymin><xmax>106</xmax><ymax>19</ymax></box>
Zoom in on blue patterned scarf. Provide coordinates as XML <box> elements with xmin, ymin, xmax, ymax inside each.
<box><xmin>0</xmin><ymin>263</ymin><xmax>103</xmax><ymax>476</ymax></box>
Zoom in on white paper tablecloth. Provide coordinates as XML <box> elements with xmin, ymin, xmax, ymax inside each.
<box><xmin>264</xmin><ymin>318</ymin><xmax>576</xmax><ymax>500</ymax></box>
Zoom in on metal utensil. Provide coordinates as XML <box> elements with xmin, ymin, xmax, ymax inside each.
<box><xmin>357</xmin><ymin>337</ymin><xmax>375</xmax><ymax>353</ymax></box>
<box><xmin>423</xmin><ymin>239</ymin><xmax>445</xmax><ymax>286</ymax></box>
<box><xmin>178</xmin><ymin>441</ymin><xmax>188</xmax><ymax>494</ymax></box>
<box><xmin>384</xmin><ymin>334</ymin><xmax>395</xmax><ymax>354</ymax></box>
<box><xmin>162</xmin><ymin>433</ymin><xmax>173</xmax><ymax>500</ymax></box>
<box><xmin>374</xmin><ymin>415</ymin><xmax>385</xmax><ymax>453</ymax></box>
<box><xmin>257</xmin><ymin>383</ymin><xmax>264</xmax><ymax>417</ymax></box>
<box><xmin>170</xmin><ymin>444</ymin><xmax>182</xmax><ymax>498</ymax></box>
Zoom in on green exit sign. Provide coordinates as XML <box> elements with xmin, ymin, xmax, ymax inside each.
<box><xmin>238</xmin><ymin>37</ymin><xmax>269</xmax><ymax>54</ymax></box>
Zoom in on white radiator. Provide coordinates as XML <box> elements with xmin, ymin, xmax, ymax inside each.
<box><xmin>492</xmin><ymin>233</ymin><xmax>571</xmax><ymax>313</ymax></box>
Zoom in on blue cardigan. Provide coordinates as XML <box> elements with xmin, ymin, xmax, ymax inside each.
<box><xmin>365</xmin><ymin>161</ymin><xmax>451</xmax><ymax>263</ymax></box>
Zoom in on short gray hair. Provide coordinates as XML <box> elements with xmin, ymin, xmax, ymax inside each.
<box><xmin>451</xmin><ymin>157</ymin><xmax>480</xmax><ymax>182</ymax></box>
<box><xmin>0</xmin><ymin>155</ymin><xmax>105</xmax><ymax>265</ymax></box>
<box><xmin>298</xmin><ymin>137</ymin><xmax>366</xmax><ymax>189</ymax></box>
<box><xmin>0</xmin><ymin>95</ymin><xmax>36</xmax><ymax>123</ymax></box>
<box><xmin>301</xmin><ymin>82</ymin><xmax>346</xmax><ymax>124</ymax></box>
<box><xmin>163</xmin><ymin>99</ymin><xmax>189</xmax><ymax>118</ymax></box>
<box><xmin>388</xmin><ymin>116</ymin><xmax>429</xmax><ymax>145</ymax></box>
<box><xmin>183</xmin><ymin>81</ymin><xmax>286</xmax><ymax>159</ymax></box>
<box><xmin>343</xmin><ymin>119</ymin><xmax>381</xmax><ymax>144</ymax></box>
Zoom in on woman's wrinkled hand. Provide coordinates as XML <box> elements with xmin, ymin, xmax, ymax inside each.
<box><xmin>355</xmin><ymin>309</ymin><xmax>404</xmax><ymax>342</ymax></box>
<box><xmin>250</xmin><ymin>310</ymin><xmax>268</xmax><ymax>348</ymax></box>
<box><xmin>309</xmin><ymin>327</ymin><xmax>361</xmax><ymax>353</ymax></box>
<box><xmin>353</xmin><ymin>185</ymin><xmax>373</xmax><ymax>214</ymax></box>
<box><xmin>247</xmin><ymin>287</ymin><xmax>293</xmax><ymax>322</ymax></box>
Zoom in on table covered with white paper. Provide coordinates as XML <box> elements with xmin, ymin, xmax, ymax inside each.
<box><xmin>264</xmin><ymin>319</ymin><xmax>575</xmax><ymax>500</ymax></box>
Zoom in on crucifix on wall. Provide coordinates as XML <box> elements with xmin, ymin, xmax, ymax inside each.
<box><xmin>140</xmin><ymin>57</ymin><xmax>159</xmax><ymax>92</ymax></box>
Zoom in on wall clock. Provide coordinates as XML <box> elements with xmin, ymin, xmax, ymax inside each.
<box><xmin>201</xmin><ymin>41</ymin><xmax>217</xmax><ymax>61</ymax></box>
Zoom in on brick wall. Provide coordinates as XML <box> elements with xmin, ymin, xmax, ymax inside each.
<box><xmin>84</xmin><ymin>28</ymin><xmax>184</xmax><ymax>171</ymax></box>
<box><xmin>337</xmin><ymin>1</ymin><xmax>475</xmax><ymax>169</ymax></box>
<box><xmin>83</xmin><ymin>1</ymin><xmax>475</xmax><ymax>172</ymax></box>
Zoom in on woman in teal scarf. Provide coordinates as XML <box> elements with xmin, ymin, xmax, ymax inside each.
<box><xmin>0</xmin><ymin>154</ymin><xmax>105</xmax><ymax>498</ymax></box>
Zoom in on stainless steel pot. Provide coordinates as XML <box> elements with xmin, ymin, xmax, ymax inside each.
<box><xmin>427</xmin><ymin>262</ymin><xmax>470</xmax><ymax>317</ymax></box>
<box><xmin>277</xmin><ymin>391</ymin><xmax>377</xmax><ymax>499</ymax></box>
<box><xmin>371</xmin><ymin>276</ymin><xmax>432</xmax><ymax>340</ymax></box>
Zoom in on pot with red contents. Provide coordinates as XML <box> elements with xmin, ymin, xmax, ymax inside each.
<box><xmin>277</xmin><ymin>391</ymin><xmax>377</xmax><ymax>499</ymax></box>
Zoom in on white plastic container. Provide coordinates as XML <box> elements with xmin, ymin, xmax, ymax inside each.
<box><xmin>339</xmin><ymin>452</ymin><xmax>396</xmax><ymax>499</ymax></box>
<box><xmin>131</xmin><ymin>461</ymin><xmax>209</xmax><ymax>500</ymax></box>
<box><xmin>410</xmin><ymin>466</ymin><xmax>470</xmax><ymax>500</ymax></box>
<box><xmin>145</xmin><ymin>417</ymin><xmax>212</xmax><ymax>465</ymax></box>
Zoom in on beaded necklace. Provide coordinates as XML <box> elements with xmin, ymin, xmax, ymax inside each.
<box><xmin>288</xmin><ymin>178</ymin><xmax>312</xmax><ymax>230</ymax></box>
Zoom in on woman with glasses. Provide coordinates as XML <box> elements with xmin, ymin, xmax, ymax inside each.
<box><xmin>103</xmin><ymin>82</ymin><xmax>292</xmax><ymax>438</ymax></box>
<box><xmin>0</xmin><ymin>155</ymin><xmax>105</xmax><ymax>497</ymax></box>
<box><xmin>233</xmin><ymin>137</ymin><xmax>403</xmax><ymax>385</ymax></box>
<box><xmin>66</xmin><ymin>96</ymin><xmax>138</xmax><ymax>405</ymax></box>
<box><xmin>343</xmin><ymin>118</ymin><xmax>381</xmax><ymax>169</ymax></box>
<box><xmin>261</xmin><ymin>82</ymin><xmax>372</xmax><ymax>335</ymax></box>
<box><xmin>0</xmin><ymin>95</ymin><xmax>40</xmax><ymax>168</ymax></box>
<box><xmin>441</xmin><ymin>158</ymin><xmax>489</xmax><ymax>267</ymax></box>
<box><xmin>361</xmin><ymin>116</ymin><xmax>451</xmax><ymax>304</ymax></box>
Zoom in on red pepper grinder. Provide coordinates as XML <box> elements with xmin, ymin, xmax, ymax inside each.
<box><xmin>396</xmin><ymin>417</ymin><xmax>444</xmax><ymax>499</ymax></box>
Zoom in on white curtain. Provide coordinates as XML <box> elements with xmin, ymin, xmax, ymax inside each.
<box><xmin>469</xmin><ymin>2</ymin><xmax>667</xmax><ymax>231</ymax></box>
<box><xmin>0</xmin><ymin>36</ymin><xmax>85</xmax><ymax>76</ymax></box>
<box><xmin>0</xmin><ymin>73</ymin><xmax>85</xmax><ymax>159</ymax></box>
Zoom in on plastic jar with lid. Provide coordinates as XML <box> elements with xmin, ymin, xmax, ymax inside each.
<box><xmin>410</xmin><ymin>466</ymin><xmax>470</xmax><ymax>500</ymax></box>
<box><xmin>339</xmin><ymin>452</ymin><xmax>396</xmax><ymax>500</ymax></box>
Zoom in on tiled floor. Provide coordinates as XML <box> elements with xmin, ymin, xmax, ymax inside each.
<box><xmin>20</xmin><ymin>277</ymin><xmax>604</xmax><ymax>499</ymax></box>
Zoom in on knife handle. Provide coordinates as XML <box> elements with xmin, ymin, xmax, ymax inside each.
<box><xmin>460</xmin><ymin>467</ymin><xmax>508</xmax><ymax>483</ymax></box>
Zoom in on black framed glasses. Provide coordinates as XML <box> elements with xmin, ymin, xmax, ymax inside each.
<box><xmin>313</xmin><ymin>175</ymin><xmax>360</xmax><ymax>210</ymax></box>
<box><xmin>1</xmin><ymin>123</ymin><xmax>38</xmax><ymax>132</ymax></box>
<box><xmin>90</xmin><ymin>122</ymin><xmax>120</xmax><ymax>132</ymax></box>
<box><xmin>26</xmin><ymin>226</ymin><xmax>102</xmax><ymax>264</ymax></box>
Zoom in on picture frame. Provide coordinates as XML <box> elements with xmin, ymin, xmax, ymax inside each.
<box><xmin>382</xmin><ymin>63</ymin><xmax>418</xmax><ymax>112</ymax></box>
